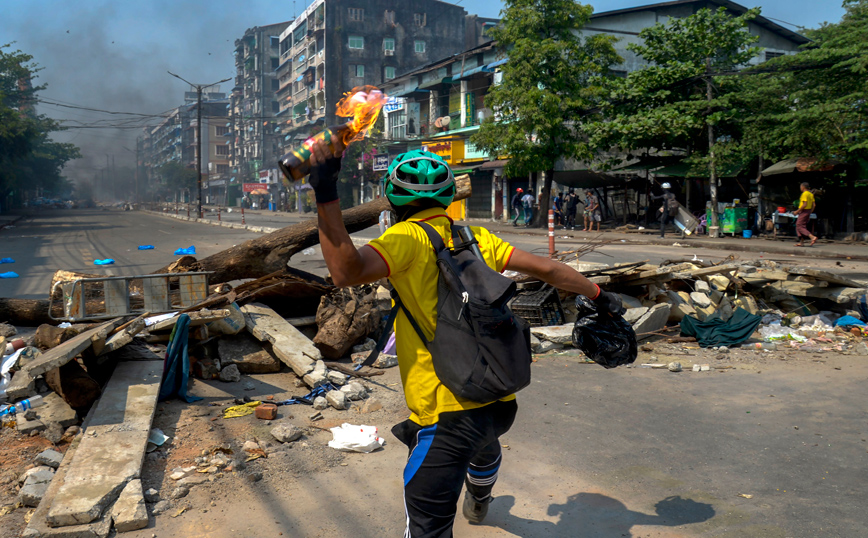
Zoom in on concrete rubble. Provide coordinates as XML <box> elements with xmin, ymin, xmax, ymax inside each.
<box><xmin>1</xmin><ymin>254</ymin><xmax>864</xmax><ymax>536</ymax></box>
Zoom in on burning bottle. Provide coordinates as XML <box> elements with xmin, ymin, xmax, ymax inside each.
<box><xmin>278</xmin><ymin>86</ymin><xmax>387</xmax><ymax>182</ymax></box>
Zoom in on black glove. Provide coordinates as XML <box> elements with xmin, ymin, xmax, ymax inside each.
<box><xmin>309</xmin><ymin>153</ymin><xmax>342</xmax><ymax>204</ymax></box>
<box><xmin>587</xmin><ymin>284</ymin><xmax>625</xmax><ymax>316</ymax></box>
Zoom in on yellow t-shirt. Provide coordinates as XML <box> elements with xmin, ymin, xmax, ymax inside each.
<box><xmin>366</xmin><ymin>207</ymin><xmax>516</xmax><ymax>426</ymax></box>
<box><xmin>799</xmin><ymin>190</ymin><xmax>815</xmax><ymax>211</ymax></box>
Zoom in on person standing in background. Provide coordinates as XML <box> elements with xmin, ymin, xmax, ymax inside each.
<box><xmin>794</xmin><ymin>182</ymin><xmax>817</xmax><ymax>247</ymax></box>
<box><xmin>511</xmin><ymin>188</ymin><xmax>524</xmax><ymax>227</ymax></box>
<box><xmin>521</xmin><ymin>190</ymin><xmax>535</xmax><ymax>227</ymax></box>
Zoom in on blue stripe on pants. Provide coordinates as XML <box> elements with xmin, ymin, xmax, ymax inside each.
<box><xmin>404</xmin><ymin>424</ymin><xmax>437</xmax><ymax>486</ymax></box>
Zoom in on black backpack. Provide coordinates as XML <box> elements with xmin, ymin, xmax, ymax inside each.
<box><xmin>360</xmin><ymin>222</ymin><xmax>533</xmax><ymax>403</ymax></box>
<box><xmin>666</xmin><ymin>194</ymin><xmax>679</xmax><ymax>217</ymax></box>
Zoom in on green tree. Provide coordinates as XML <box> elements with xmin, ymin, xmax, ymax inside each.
<box><xmin>731</xmin><ymin>0</ymin><xmax>868</xmax><ymax>231</ymax></box>
<box><xmin>0</xmin><ymin>44</ymin><xmax>81</xmax><ymax>205</ymax></box>
<box><xmin>584</xmin><ymin>7</ymin><xmax>761</xmax><ymax>224</ymax></box>
<box><xmin>470</xmin><ymin>0</ymin><xmax>620</xmax><ymax>226</ymax></box>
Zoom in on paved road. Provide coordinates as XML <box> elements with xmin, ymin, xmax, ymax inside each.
<box><xmin>4</xmin><ymin>208</ymin><xmax>866</xmax><ymax>302</ymax></box>
<box><xmin>7</xmin><ymin>208</ymin><xmax>868</xmax><ymax>536</ymax></box>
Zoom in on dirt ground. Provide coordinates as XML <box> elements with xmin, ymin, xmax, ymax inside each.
<box><xmin>1</xmin><ymin>333</ymin><xmax>865</xmax><ymax>537</ymax></box>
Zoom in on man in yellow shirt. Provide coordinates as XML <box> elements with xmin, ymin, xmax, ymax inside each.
<box><xmin>304</xmin><ymin>140</ymin><xmax>620</xmax><ymax>537</ymax></box>
<box><xmin>794</xmin><ymin>182</ymin><xmax>817</xmax><ymax>247</ymax></box>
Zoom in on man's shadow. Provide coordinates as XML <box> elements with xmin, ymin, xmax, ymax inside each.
<box><xmin>482</xmin><ymin>493</ymin><xmax>715</xmax><ymax>537</ymax></box>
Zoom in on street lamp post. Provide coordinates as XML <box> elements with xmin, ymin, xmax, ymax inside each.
<box><xmin>168</xmin><ymin>71</ymin><xmax>231</xmax><ymax>219</ymax></box>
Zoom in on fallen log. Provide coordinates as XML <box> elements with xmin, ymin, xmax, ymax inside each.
<box><xmin>44</xmin><ymin>360</ymin><xmax>101</xmax><ymax>410</ymax></box>
<box><xmin>0</xmin><ymin>298</ymin><xmax>53</xmax><ymax>326</ymax></box>
<box><xmin>155</xmin><ymin>173</ymin><xmax>472</xmax><ymax>284</ymax></box>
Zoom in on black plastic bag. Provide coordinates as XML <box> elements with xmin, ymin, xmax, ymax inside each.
<box><xmin>571</xmin><ymin>296</ymin><xmax>638</xmax><ymax>368</ymax></box>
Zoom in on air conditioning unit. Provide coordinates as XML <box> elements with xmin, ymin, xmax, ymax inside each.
<box><xmin>384</xmin><ymin>49</ymin><xmax>394</xmax><ymax>56</ymax></box>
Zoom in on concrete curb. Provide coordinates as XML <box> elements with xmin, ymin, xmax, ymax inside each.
<box><xmin>141</xmin><ymin>209</ymin><xmax>369</xmax><ymax>249</ymax></box>
<box><xmin>483</xmin><ymin>224</ymin><xmax>868</xmax><ymax>262</ymax></box>
<box><xmin>141</xmin><ymin>209</ymin><xmax>281</xmax><ymax>234</ymax></box>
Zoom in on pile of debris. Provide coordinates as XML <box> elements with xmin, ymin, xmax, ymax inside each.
<box><xmin>511</xmin><ymin>257</ymin><xmax>868</xmax><ymax>356</ymax></box>
<box><xmin>0</xmin><ymin>271</ymin><xmax>398</xmax><ymax>536</ymax></box>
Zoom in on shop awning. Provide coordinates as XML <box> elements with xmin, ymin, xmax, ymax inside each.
<box><xmin>419</xmin><ymin>76</ymin><xmax>454</xmax><ymax>90</ymax></box>
<box><xmin>480</xmin><ymin>159</ymin><xmax>509</xmax><ymax>170</ymax></box>
<box><xmin>455</xmin><ymin>64</ymin><xmax>494</xmax><ymax>81</ymax></box>
<box><xmin>452</xmin><ymin>164</ymin><xmax>483</xmax><ymax>174</ymax></box>
<box><xmin>552</xmin><ymin>169</ymin><xmax>624</xmax><ymax>189</ymax></box>
<box><xmin>395</xmin><ymin>86</ymin><xmax>429</xmax><ymax>98</ymax></box>
<box><xmin>487</xmin><ymin>58</ymin><xmax>508</xmax><ymax>69</ymax></box>
<box><xmin>762</xmin><ymin>158</ymin><xmax>839</xmax><ymax>176</ymax></box>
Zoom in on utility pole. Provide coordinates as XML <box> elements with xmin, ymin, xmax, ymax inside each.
<box><xmin>168</xmin><ymin>71</ymin><xmax>231</xmax><ymax>218</ymax></box>
<box><xmin>706</xmin><ymin>58</ymin><xmax>719</xmax><ymax>231</ymax></box>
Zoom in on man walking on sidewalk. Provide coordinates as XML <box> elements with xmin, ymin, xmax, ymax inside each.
<box><xmin>794</xmin><ymin>182</ymin><xmax>817</xmax><ymax>247</ymax></box>
<box><xmin>301</xmin><ymin>139</ymin><xmax>620</xmax><ymax>538</ymax></box>
<box><xmin>510</xmin><ymin>188</ymin><xmax>524</xmax><ymax>226</ymax></box>
<box><xmin>521</xmin><ymin>190</ymin><xmax>535</xmax><ymax>226</ymax></box>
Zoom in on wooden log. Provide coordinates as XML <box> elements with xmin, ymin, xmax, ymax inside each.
<box><xmin>44</xmin><ymin>360</ymin><xmax>101</xmax><ymax>410</ymax></box>
<box><xmin>0</xmin><ymin>298</ymin><xmax>55</xmax><ymax>327</ymax></box>
<box><xmin>154</xmin><ymin>174</ymin><xmax>472</xmax><ymax>284</ymax></box>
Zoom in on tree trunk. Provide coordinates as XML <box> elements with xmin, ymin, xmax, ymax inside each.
<box><xmin>538</xmin><ymin>169</ymin><xmax>553</xmax><ymax>229</ymax></box>
<box><xmin>44</xmin><ymin>360</ymin><xmax>101</xmax><ymax>410</ymax></box>
<box><xmin>156</xmin><ymin>174</ymin><xmax>472</xmax><ymax>284</ymax></box>
<box><xmin>0</xmin><ymin>298</ymin><xmax>53</xmax><ymax>326</ymax></box>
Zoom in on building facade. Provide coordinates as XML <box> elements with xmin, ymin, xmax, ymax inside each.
<box><xmin>275</xmin><ymin>0</ymin><xmax>474</xmax><ymax>154</ymax></box>
<box><xmin>230</xmin><ymin>21</ymin><xmax>293</xmax><ymax>202</ymax></box>
<box><xmin>380</xmin><ymin>0</ymin><xmax>809</xmax><ymax>220</ymax></box>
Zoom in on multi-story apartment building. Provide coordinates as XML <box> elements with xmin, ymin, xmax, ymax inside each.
<box><xmin>139</xmin><ymin>99</ymin><xmax>229</xmax><ymax>202</ymax></box>
<box><xmin>230</xmin><ymin>21</ymin><xmax>292</xmax><ymax>193</ymax></box>
<box><xmin>274</xmin><ymin>0</ymin><xmax>475</xmax><ymax>155</ymax></box>
<box><xmin>380</xmin><ymin>0</ymin><xmax>809</xmax><ymax>220</ymax></box>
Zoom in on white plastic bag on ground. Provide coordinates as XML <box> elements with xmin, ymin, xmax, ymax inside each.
<box><xmin>328</xmin><ymin>423</ymin><xmax>385</xmax><ymax>453</ymax></box>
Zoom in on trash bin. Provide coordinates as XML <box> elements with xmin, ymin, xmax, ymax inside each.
<box><xmin>743</xmin><ymin>230</ymin><xmax>753</xmax><ymax>239</ymax></box>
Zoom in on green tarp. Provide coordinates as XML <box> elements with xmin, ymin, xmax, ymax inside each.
<box><xmin>679</xmin><ymin>308</ymin><xmax>762</xmax><ymax>348</ymax></box>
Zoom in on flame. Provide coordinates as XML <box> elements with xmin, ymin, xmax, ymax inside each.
<box><xmin>334</xmin><ymin>85</ymin><xmax>388</xmax><ymax>144</ymax></box>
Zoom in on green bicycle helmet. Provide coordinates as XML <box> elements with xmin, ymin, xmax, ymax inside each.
<box><xmin>383</xmin><ymin>150</ymin><xmax>455</xmax><ymax>207</ymax></box>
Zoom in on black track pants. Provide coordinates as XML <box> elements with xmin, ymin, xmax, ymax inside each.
<box><xmin>391</xmin><ymin>400</ymin><xmax>518</xmax><ymax>538</ymax></box>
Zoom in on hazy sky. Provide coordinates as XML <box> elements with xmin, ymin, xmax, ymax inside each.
<box><xmin>0</xmin><ymin>0</ymin><xmax>846</xmax><ymax>182</ymax></box>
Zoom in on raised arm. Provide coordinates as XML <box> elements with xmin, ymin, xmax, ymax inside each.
<box><xmin>308</xmin><ymin>139</ymin><xmax>388</xmax><ymax>288</ymax></box>
<box><xmin>505</xmin><ymin>248</ymin><xmax>624</xmax><ymax>314</ymax></box>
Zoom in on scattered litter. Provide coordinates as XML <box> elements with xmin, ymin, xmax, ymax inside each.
<box><xmin>146</xmin><ymin>428</ymin><xmax>170</xmax><ymax>452</ymax></box>
<box><xmin>737</xmin><ymin>493</ymin><xmax>753</xmax><ymax>499</ymax></box>
<box><xmin>174</xmin><ymin>246</ymin><xmax>196</xmax><ymax>255</ymax></box>
<box><xmin>57</xmin><ymin>322</ymin><xmax>72</xmax><ymax>328</ymax></box>
<box><xmin>94</xmin><ymin>259</ymin><xmax>115</xmax><ymax>265</ymax></box>
<box><xmin>327</xmin><ymin>423</ymin><xmax>385</xmax><ymax>453</ymax></box>
<box><xmin>223</xmin><ymin>401</ymin><xmax>261</xmax><ymax>419</ymax></box>
<box><xmin>0</xmin><ymin>272</ymin><xmax>19</xmax><ymax>278</ymax></box>
<box><xmin>667</xmin><ymin>362</ymin><xmax>682</xmax><ymax>372</ymax></box>
<box><xmin>302</xmin><ymin>247</ymin><xmax>316</xmax><ymax>255</ymax></box>
<box><xmin>835</xmin><ymin>315</ymin><xmax>865</xmax><ymax>328</ymax></box>
<box><xmin>0</xmin><ymin>258</ymin><xmax>14</xmax><ymax>263</ymax></box>
<box><xmin>138</xmin><ymin>245</ymin><xmax>155</xmax><ymax>250</ymax></box>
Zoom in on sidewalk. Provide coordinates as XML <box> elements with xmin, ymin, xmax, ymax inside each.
<box><xmin>142</xmin><ymin>205</ymin><xmax>867</xmax><ymax>261</ymax></box>
<box><xmin>480</xmin><ymin>220</ymin><xmax>868</xmax><ymax>261</ymax></box>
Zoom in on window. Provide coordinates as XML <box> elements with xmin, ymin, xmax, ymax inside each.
<box><xmin>216</xmin><ymin>164</ymin><xmax>230</xmax><ymax>174</ymax></box>
<box><xmin>384</xmin><ymin>10</ymin><xmax>396</xmax><ymax>24</ymax></box>
<box><xmin>389</xmin><ymin>110</ymin><xmax>407</xmax><ymax>139</ymax></box>
<box><xmin>350</xmin><ymin>64</ymin><xmax>365</xmax><ymax>77</ymax></box>
<box><xmin>415</xmin><ymin>40</ymin><xmax>426</xmax><ymax>54</ymax></box>
<box><xmin>271</xmin><ymin>79</ymin><xmax>279</xmax><ymax>91</ymax></box>
<box><xmin>348</xmin><ymin>8</ymin><xmax>364</xmax><ymax>22</ymax></box>
<box><xmin>272</xmin><ymin>101</ymin><xmax>280</xmax><ymax>113</ymax></box>
<box><xmin>270</xmin><ymin>36</ymin><xmax>279</xmax><ymax>48</ymax></box>
<box><xmin>348</xmin><ymin>36</ymin><xmax>364</xmax><ymax>49</ymax></box>
<box><xmin>385</xmin><ymin>66</ymin><xmax>396</xmax><ymax>80</ymax></box>
<box><xmin>215</xmin><ymin>145</ymin><xmax>229</xmax><ymax>156</ymax></box>
<box><xmin>270</xmin><ymin>57</ymin><xmax>278</xmax><ymax>70</ymax></box>
<box><xmin>383</xmin><ymin>38</ymin><xmax>395</xmax><ymax>52</ymax></box>
<box><xmin>216</xmin><ymin>126</ymin><xmax>230</xmax><ymax>136</ymax></box>
<box><xmin>414</xmin><ymin>13</ymin><xmax>426</xmax><ymax>27</ymax></box>
<box><xmin>765</xmin><ymin>51</ymin><xmax>784</xmax><ymax>61</ymax></box>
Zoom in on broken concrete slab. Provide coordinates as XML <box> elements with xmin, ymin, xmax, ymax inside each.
<box><xmin>101</xmin><ymin>341</ymin><xmax>162</xmax><ymax>362</ymax></box>
<box><xmin>217</xmin><ymin>333</ymin><xmax>281</xmax><ymax>374</ymax></box>
<box><xmin>46</xmin><ymin>360</ymin><xmax>162</xmax><ymax>528</ymax></box>
<box><xmin>19</xmin><ymin>468</ymin><xmax>55</xmax><ymax>507</ymax></box>
<box><xmin>15</xmin><ymin>323</ymin><xmax>117</xmax><ymax>392</ymax></box>
<box><xmin>35</xmin><ymin>449</ymin><xmax>64</xmax><ymax>469</ymax></box>
<box><xmin>326</xmin><ymin>390</ymin><xmax>349</xmax><ymax>410</ymax></box>
<box><xmin>5</xmin><ymin>359</ymin><xmax>39</xmax><ymax>401</ymax></box>
<box><xmin>21</xmin><ymin>429</ymin><xmax>113</xmax><ymax>538</ymax></box>
<box><xmin>530</xmin><ymin>324</ymin><xmax>574</xmax><ymax>345</ymax></box>
<box><xmin>217</xmin><ymin>363</ymin><xmax>241</xmax><ymax>383</ymax></box>
<box><xmin>689</xmin><ymin>292</ymin><xmax>712</xmax><ymax>309</ymax></box>
<box><xmin>623</xmin><ymin>307</ymin><xmax>649</xmax><ymax>325</ymax></box>
<box><xmin>632</xmin><ymin>304</ymin><xmax>671</xmax><ymax>337</ymax></box>
<box><xmin>241</xmin><ymin>303</ymin><xmax>320</xmax><ymax>379</ymax></box>
<box><xmin>148</xmin><ymin>309</ymin><xmax>231</xmax><ymax>333</ymax></box>
<box><xmin>97</xmin><ymin>316</ymin><xmax>147</xmax><ymax>357</ymax></box>
<box><xmin>15</xmin><ymin>390</ymin><xmax>79</xmax><ymax>436</ymax></box>
<box><xmin>111</xmin><ymin>479</ymin><xmax>148</xmax><ymax>532</ymax></box>
<box><xmin>302</xmin><ymin>360</ymin><xmax>328</xmax><ymax>388</ymax></box>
